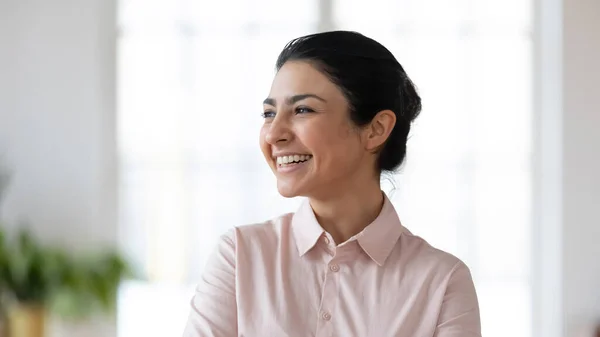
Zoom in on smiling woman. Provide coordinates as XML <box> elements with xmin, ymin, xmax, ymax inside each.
<box><xmin>183</xmin><ymin>31</ymin><xmax>481</xmax><ymax>337</ymax></box>
<box><xmin>118</xmin><ymin>1</ymin><xmax>533</xmax><ymax>336</ymax></box>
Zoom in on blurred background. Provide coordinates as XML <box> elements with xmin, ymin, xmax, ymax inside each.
<box><xmin>0</xmin><ymin>0</ymin><xmax>598</xmax><ymax>336</ymax></box>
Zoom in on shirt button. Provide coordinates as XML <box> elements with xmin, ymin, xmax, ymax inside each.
<box><xmin>329</xmin><ymin>264</ymin><xmax>340</xmax><ymax>272</ymax></box>
<box><xmin>322</xmin><ymin>311</ymin><xmax>332</xmax><ymax>321</ymax></box>
<box><xmin>322</xmin><ymin>236</ymin><xmax>330</xmax><ymax>244</ymax></box>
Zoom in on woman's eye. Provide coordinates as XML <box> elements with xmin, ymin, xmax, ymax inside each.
<box><xmin>261</xmin><ymin>111</ymin><xmax>275</xmax><ymax>119</ymax></box>
<box><xmin>295</xmin><ymin>107</ymin><xmax>314</xmax><ymax>114</ymax></box>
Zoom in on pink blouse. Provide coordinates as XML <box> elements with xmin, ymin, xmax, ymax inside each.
<box><xmin>183</xmin><ymin>195</ymin><xmax>481</xmax><ymax>336</ymax></box>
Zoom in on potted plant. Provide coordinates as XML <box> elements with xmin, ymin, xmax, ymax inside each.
<box><xmin>0</xmin><ymin>229</ymin><xmax>57</xmax><ymax>337</ymax></box>
<box><xmin>0</xmin><ymin>228</ymin><xmax>134</xmax><ymax>337</ymax></box>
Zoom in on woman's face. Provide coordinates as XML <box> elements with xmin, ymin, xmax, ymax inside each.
<box><xmin>260</xmin><ymin>61</ymin><xmax>372</xmax><ymax>199</ymax></box>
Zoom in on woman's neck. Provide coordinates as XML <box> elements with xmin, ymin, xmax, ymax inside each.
<box><xmin>309</xmin><ymin>181</ymin><xmax>384</xmax><ymax>245</ymax></box>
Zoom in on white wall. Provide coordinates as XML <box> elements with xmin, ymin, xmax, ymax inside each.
<box><xmin>562</xmin><ymin>0</ymin><xmax>600</xmax><ymax>334</ymax></box>
<box><xmin>535</xmin><ymin>0</ymin><xmax>600</xmax><ymax>336</ymax></box>
<box><xmin>0</xmin><ymin>0</ymin><xmax>117</xmax><ymax>336</ymax></box>
<box><xmin>0</xmin><ymin>0</ymin><xmax>117</xmax><ymax>247</ymax></box>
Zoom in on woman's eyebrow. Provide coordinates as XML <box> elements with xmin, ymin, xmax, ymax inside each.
<box><xmin>263</xmin><ymin>94</ymin><xmax>327</xmax><ymax>106</ymax></box>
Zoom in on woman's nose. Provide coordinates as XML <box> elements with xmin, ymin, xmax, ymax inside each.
<box><xmin>265</xmin><ymin>115</ymin><xmax>292</xmax><ymax>145</ymax></box>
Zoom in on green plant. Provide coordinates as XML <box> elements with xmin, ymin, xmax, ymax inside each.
<box><xmin>49</xmin><ymin>251</ymin><xmax>134</xmax><ymax>319</ymax></box>
<box><xmin>0</xmin><ymin>230</ymin><xmax>62</xmax><ymax>304</ymax></box>
<box><xmin>0</xmin><ymin>228</ymin><xmax>135</xmax><ymax>320</ymax></box>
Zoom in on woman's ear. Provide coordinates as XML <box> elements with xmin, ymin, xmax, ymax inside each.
<box><xmin>364</xmin><ymin>110</ymin><xmax>396</xmax><ymax>152</ymax></box>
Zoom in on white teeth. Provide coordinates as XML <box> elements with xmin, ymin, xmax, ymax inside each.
<box><xmin>276</xmin><ymin>154</ymin><xmax>312</xmax><ymax>165</ymax></box>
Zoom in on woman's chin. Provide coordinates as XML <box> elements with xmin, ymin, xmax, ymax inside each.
<box><xmin>276</xmin><ymin>181</ymin><xmax>305</xmax><ymax>198</ymax></box>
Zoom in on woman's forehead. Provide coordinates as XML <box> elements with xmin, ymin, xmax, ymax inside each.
<box><xmin>269</xmin><ymin>61</ymin><xmax>344</xmax><ymax>102</ymax></box>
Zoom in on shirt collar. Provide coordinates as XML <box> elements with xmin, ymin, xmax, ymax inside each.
<box><xmin>291</xmin><ymin>198</ymin><xmax>325</xmax><ymax>257</ymax></box>
<box><xmin>291</xmin><ymin>193</ymin><xmax>405</xmax><ymax>266</ymax></box>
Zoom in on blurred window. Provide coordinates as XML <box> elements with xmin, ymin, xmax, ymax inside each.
<box><xmin>117</xmin><ymin>1</ymin><xmax>533</xmax><ymax>336</ymax></box>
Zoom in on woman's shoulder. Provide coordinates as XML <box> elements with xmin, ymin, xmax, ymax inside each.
<box><xmin>239</xmin><ymin>211</ymin><xmax>295</xmax><ymax>234</ymax></box>
<box><xmin>397</xmin><ymin>229</ymin><xmax>471</xmax><ymax>275</ymax></box>
<box><xmin>218</xmin><ymin>211</ymin><xmax>297</xmax><ymax>247</ymax></box>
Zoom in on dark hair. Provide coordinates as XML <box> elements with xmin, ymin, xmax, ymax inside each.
<box><xmin>275</xmin><ymin>31</ymin><xmax>421</xmax><ymax>173</ymax></box>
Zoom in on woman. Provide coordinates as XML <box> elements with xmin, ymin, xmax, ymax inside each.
<box><xmin>184</xmin><ymin>31</ymin><xmax>481</xmax><ymax>337</ymax></box>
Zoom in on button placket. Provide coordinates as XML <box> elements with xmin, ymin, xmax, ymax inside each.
<box><xmin>315</xmin><ymin>251</ymin><xmax>340</xmax><ymax>336</ymax></box>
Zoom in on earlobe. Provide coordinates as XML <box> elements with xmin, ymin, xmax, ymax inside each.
<box><xmin>365</xmin><ymin>110</ymin><xmax>396</xmax><ymax>151</ymax></box>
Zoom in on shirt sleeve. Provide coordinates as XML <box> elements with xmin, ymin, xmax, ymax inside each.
<box><xmin>183</xmin><ymin>230</ymin><xmax>237</xmax><ymax>337</ymax></box>
<box><xmin>434</xmin><ymin>261</ymin><xmax>482</xmax><ymax>337</ymax></box>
